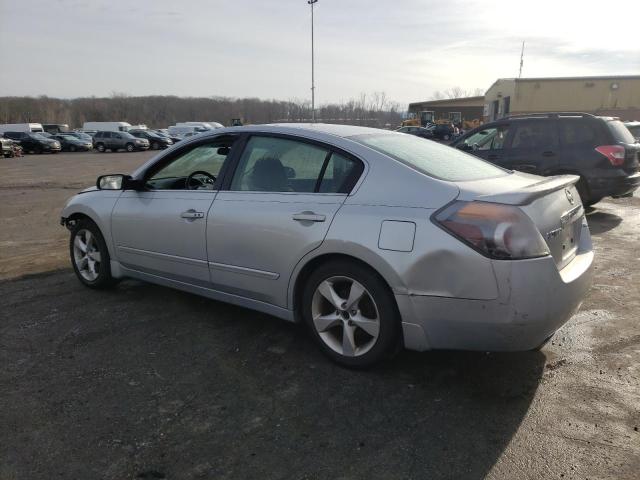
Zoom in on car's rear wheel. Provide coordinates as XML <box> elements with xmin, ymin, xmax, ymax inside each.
<box><xmin>575</xmin><ymin>177</ymin><xmax>600</xmax><ymax>206</ymax></box>
<box><xmin>96</xmin><ymin>143</ymin><xmax>106</xmax><ymax>153</ymax></box>
<box><xmin>302</xmin><ymin>260</ymin><xmax>399</xmax><ymax>368</ymax></box>
<box><xmin>69</xmin><ymin>219</ymin><xmax>116</xmax><ymax>289</ymax></box>
<box><xmin>125</xmin><ymin>143</ymin><xmax>135</xmax><ymax>152</ymax></box>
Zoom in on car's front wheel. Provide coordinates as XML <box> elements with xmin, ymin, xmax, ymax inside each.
<box><xmin>69</xmin><ymin>219</ymin><xmax>116</xmax><ymax>289</ymax></box>
<box><xmin>96</xmin><ymin>143</ymin><xmax>106</xmax><ymax>153</ymax></box>
<box><xmin>125</xmin><ymin>143</ymin><xmax>135</xmax><ymax>152</ymax></box>
<box><xmin>302</xmin><ymin>260</ymin><xmax>399</xmax><ymax>368</ymax></box>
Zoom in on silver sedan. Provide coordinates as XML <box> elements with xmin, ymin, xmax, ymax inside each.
<box><xmin>61</xmin><ymin>124</ymin><xmax>594</xmax><ymax>367</ymax></box>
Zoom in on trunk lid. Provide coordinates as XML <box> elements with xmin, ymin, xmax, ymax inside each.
<box><xmin>459</xmin><ymin>172</ymin><xmax>584</xmax><ymax>270</ymax></box>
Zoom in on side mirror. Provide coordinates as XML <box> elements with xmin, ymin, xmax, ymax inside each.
<box><xmin>97</xmin><ymin>174</ymin><xmax>143</xmax><ymax>190</ymax></box>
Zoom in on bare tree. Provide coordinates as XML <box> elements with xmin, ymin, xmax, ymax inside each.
<box><xmin>431</xmin><ymin>86</ymin><xmax>485</xmax><ymax>100</ymax></box>
<box><xmin>0</xmin><ymin>93</ymin><xmax>402</xmax><ymax>129</ymax></box>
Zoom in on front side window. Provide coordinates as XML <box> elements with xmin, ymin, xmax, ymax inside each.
<box><xmin>352</xmin><ymin>132</ymin><xmax>508</xmax><ymax>182</ymax></box>
<box><xmin>146</xmin><ymin>139</ymin><xmax>233</xmax><ymax>190</ymax></box>
<box><xmin>230</xmin><ymin>136</ymin><xmax>359</xmax><ymax>193</ymax></box>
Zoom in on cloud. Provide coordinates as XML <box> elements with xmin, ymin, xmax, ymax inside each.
<box><xmin>0</xmin><ymin>0</ymin><xmax>636</xmax><ymax>104</ymax></box>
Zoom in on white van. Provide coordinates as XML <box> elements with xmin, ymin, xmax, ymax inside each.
<box><xmin>0</xmin><ymin>123</ymin><xmax>44</xmax><ymax>133</ymax></box>
<box><xmin>82</xmin><ymin>121</ymin><xmax>132</xmax><ymax>132</ymax></box>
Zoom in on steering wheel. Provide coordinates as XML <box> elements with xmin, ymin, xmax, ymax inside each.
<box><xmin>185</xmin><ymin>170</ymin><xmax>216</xmax><ymax>190</ymax></box>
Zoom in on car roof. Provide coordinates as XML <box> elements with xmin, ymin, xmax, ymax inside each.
<box><xmin>198</xmin><ymin>123</ymin><xmax>387</xmax><ymax>140</ymax></box>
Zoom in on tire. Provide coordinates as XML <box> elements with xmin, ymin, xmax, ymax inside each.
<box><xmin>125</xmin><ymin>143</ymin><xmax>135</xmax><ymax>152</ymax></box>
<box><xmin>151</xmin><ymin>142</ymin><xmax>159</xmax><ymax>150</ymax></box>
<box><xmin>443</xmin><ymin>134</ymin><xmax>451</xmax><ymax>141</ymax></box>
<box><xmin>96</xmin><ymin>143</ymin><xmax>106</xmax><ymax>153</ymax></box>
<box><xmin>301</xmin><ymin>260</ymin><xmax>400</xmax><ymax>368</ymax></box>
<box><xmin>575</xmin><ymin>177</ymin><xmax>595</xmax><ymax>206</ymax></box>
<box><xmin>69</xmin><ymin>218</ymin><xmax>116</xmax><ymax>289</ymax></box>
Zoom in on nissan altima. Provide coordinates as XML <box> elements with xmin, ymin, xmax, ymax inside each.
<box><xmin>61</xmin><ymin>124</ymin><xmax>594</xmax><ymax>367</ymax></box>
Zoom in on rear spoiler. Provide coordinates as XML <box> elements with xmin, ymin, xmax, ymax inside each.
<box><xmin>478</xmin><ymin>174</ymin><xmax>580</xmax><ymax>205</ymax></box>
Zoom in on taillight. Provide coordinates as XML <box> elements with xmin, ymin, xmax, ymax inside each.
<box><xmin>595</xmin><ymin>145</ymin><xmax>625</xmax><ymax>166</ymax></box>
<box><xmin>434</xmin><ymin>201</ymin><xmax>550</xmax><ymax>260</ymax></box>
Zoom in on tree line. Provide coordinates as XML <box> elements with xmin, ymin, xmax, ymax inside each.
<box><xmin>0</xmin><ymin>92</ymin><xmax>404</xmax><ymax>129</ymax></box>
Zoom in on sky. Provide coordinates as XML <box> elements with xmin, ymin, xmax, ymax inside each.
<box><xmin>0</xmin><ymin>0</ymin><xmax>638</xmax><ymax>106</ymax></box>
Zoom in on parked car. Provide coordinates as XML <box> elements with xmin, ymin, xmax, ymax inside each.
<box><xmin>624</xmin><ymin>121</ymin><xmax>640</xmax><ymax>141</ymax></box>
<box><xmin>3</xmin><ymin>131</ymin><xmax>61</xmax><ymax>153</ymax></box>
<box><xmin>61</xmin><ymin>124</ymin><xmax>593</xmax><ymax>367</ymax></box>
<box><xmin>128</xmin><ymin>129</ymin><xmax>173</xmax><ymax>149</ymax></box>
<box><xmin>168</xmin><ymin>125</ymin><xmax>208</xmax><ymax>137</ymax></box>
<box><xmin>1</xmin><ymin>137</ymin><xmax>14</xmax><ymax>157</ymax></box>
<box><xmin>153</xmin><ymin>129</ymin><xmax>182</xmax><ymax>143</ymax></box>
<box><xmin>430</xmin><ymin>124</ymin><xmax>455</xmax><ymax>141</ymax></box>
<box><xmin>395</xmin><ymin>126</ymin><xmax>433</xmax><ymax>139</ymax></box>
<box><xmin>92</xmin><ymin>131</ymin><xmax>150</xmax><ymax>152</ymax></box>
<box><xmin>51</xmin><ymin>134</ymin><xmax>93</xmax><ymax>152</ymax></box>
<box><xmin>451</xmin><ymin>113</ymin><xmax>640</xmax><ymax>206</ymax></box>
<box><xmin>64</xmin><ymin>131</ymin><xmax>94</xmax><ymax>143</ymax></box>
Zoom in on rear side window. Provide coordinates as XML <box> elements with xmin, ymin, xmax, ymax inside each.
<box><xmin>560</xmin><ymin>120</ymin><xmax>600</xmax><ymax>147</ymax></box>
<box><xmin>352</xmin><ymin>133</ymin><xmax>508</xmax><ymax>181</ymax></box>
<box><xmin>606</xmin><ymin>120</ymin><xmax>636</xmax><ymax>144</ymax></box>
<box><xmin>230</xmin><ymin>136</ymin><xmax>361</xmax><ymax>193</ymax></box>
<box><xmin>510</xmin><ymin>121</ymin><xmax>559</xmax><ymax>149</ymax></box>
<box><xmin>319</xmin><ymin>153</ymin><xmax>361</xmax><ymax>193</ymax></box>
<box><xmin>461</xmin><ymin>125</ymin><xmax>510</xmax><ymax>151</ymax></box>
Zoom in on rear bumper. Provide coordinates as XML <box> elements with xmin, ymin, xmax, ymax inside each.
<box><xmin>586</xmin><ymin>171</ymin><xmax>640</xmax><ymax>199</ymax></box>
<box><xmin>398</xmin><ymin>222</ymin><xmax>594</xmax><ymax>352</ymax></box>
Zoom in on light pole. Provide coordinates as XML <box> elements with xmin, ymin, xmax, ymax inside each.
<box><xmin>308</xmin><ymin>0</ymin><xmax>317</xmax><ymax>122</ymax></box>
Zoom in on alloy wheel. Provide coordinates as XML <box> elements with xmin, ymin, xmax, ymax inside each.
<box><xmin>311</xmin><ymin>276</ymin><xmax>380</xmax><ymax>357</ymax></box>
<box><xmin>72</xmin><ymin>229</ymin><xmax>102</xmax><ymax>281</ymax></box>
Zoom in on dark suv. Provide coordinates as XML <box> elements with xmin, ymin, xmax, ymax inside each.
<box><xmin>3</xmin><ymin>131</ymin><xmax>62</xmax><ymax>154</ymax></box>
<box><xmin>451</xmin><ymin>113</ymin><xmax>640</xmax><ymax>206</ymax></box>
<box><xmin>93</xmin><ymin>131</ymin><xmax>150</xmax><ymax>152</ymax></box>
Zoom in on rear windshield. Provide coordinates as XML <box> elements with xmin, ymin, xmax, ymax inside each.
<box><xmin>349</xmin><ymin>133</ymin><xmax>508</xmax><ymax>181</ymax></box>
<box><xmin>607</xmin><ymin>120</ymin><xmax>636</xmax><ymax>144</ymax></box>
<box><xmin>626</xmin><ymin>124</ymin><xmax>640</xmax><ymax>139</ymax></box>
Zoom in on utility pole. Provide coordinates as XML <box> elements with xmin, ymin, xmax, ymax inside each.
<box><xmin>519</xmin><ymin>41</ymin><xmax>525</xmax><ymax>78</ymax></box>
<box><xmin>308</xmin><ymin>0</ymin><xmax>318</xmax><ymax>122</ymax></box>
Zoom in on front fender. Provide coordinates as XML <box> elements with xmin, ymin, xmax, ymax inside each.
<box><xmin>61</xmin><ymin>190</ymin><xmax>122</xmax><ymax>260</ymax></box>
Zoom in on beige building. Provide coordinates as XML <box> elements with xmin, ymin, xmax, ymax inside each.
<box><xmin>484</xmin><ymin>75</ymin><xmax>640</xmax><ymax>122</ymax></box>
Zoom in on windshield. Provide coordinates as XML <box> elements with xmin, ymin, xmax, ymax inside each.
<box><xmin>607</xmin><ymin>120</ymin><xmax>636</xmax><ymax>143</ymax></box>
<box><xmin>30</xmin><ymin>133</ymin><xmax>49</xmax><ymax>140</ymax></box>
<box><xmin>350</xmin><ymin>133</ymin><xmax>508</xmax><ymax>181</ymax></box>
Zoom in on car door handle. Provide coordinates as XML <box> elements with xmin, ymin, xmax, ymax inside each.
<box><xmin>181</xmin><ymin>209</ymin><xmax>204</xmax><ymax>219</ymax></box>
<box><xmin>292</xmin><ymin>212</ymin><xmax>326</xmax><ymax>222</ymax></box>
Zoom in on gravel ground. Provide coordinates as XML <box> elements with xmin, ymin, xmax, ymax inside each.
<box><xmin>0</xmin><ymin>151</ymin><xmax>639</xmax><ymax>479</ymax></box>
